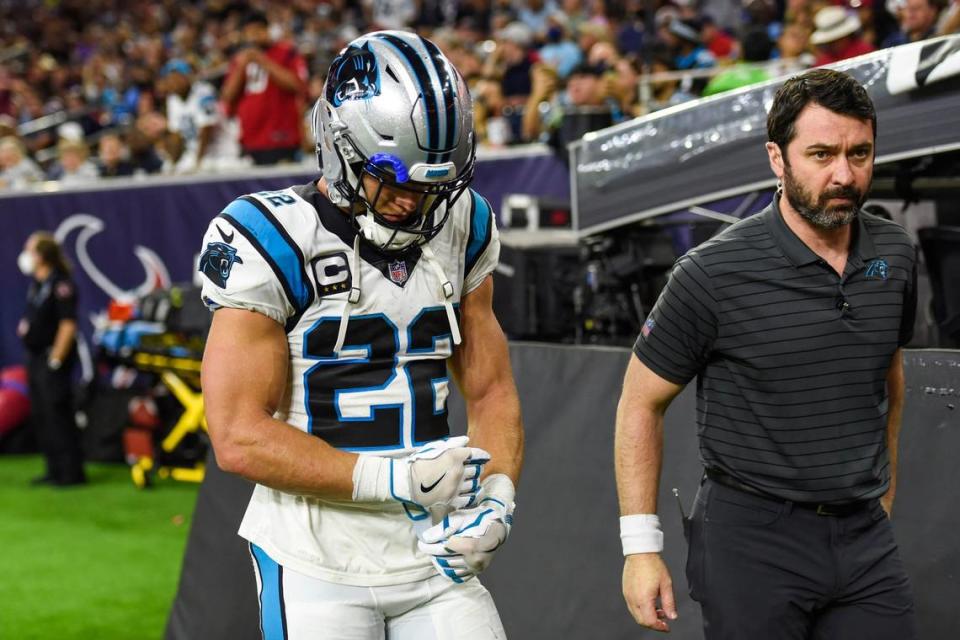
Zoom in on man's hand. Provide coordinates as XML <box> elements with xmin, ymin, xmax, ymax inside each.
<box><xmin>397</xmin><ymin>436</ymin><xmax>490</xmax><ymax>512</ymax></box>
<box><xmin>418</xmin><ymin>498</ymin><xmax>512</xmax><ymax>583</ymax></box>
<box><xmin>881</xmin><ymin>487</ymin><xmax>895</xmax><ymax>517</ymax></box>
<box><xmin>352</xmin><ymin>436</ymin><xmax>489</xmax><ymax>519</ymax></box>
<box><xmin>529</xmin><ymin>63</ymin><xmax>558</xmax><ymax>101</ymax></box>
<box><xmin>623</xmin><ymin>553</ymin><xmax>677</xmax><ymax>633</ymax></box>
<box><xmin>417</xmin><ymin>473</ymin><xmax>515</xmax><ymax>582</ymax></box>
<box><xmin>235</xmin><ymin>47</ymin><xmax>264</xmax><ymax>67</ymax></box>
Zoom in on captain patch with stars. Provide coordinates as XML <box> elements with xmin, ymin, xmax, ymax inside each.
<box><xmin>311</xmin><ymin>251</ymin><xmax>352</xmax><ymax>297</ymax></box>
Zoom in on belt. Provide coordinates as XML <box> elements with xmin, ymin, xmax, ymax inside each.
<box><xmin>705</xmin><ymin>468</ymin><xmax>871</xmax><ymax>517</ymax></box>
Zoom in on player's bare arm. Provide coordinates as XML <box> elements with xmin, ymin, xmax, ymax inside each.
<box><xmin>247</xmin><ymin>48</ymin><xmax>305</xmax><ymax>94</ymax></box>
<box><xmin>220</xmin><ymin>62</ymin><xmax>245</xmax><ymax>107</ymax></box>
<box><xmin>49</xmin><ymin>318</ymin><xmax>77</xmax><ymax>365</ymax></box>
<box><xmin>615</xmin><ymin>354</ymin><xmax>684</xmax><ymax>632</ymax></box>
<box><xmin>202</xmin><ymin>307</ymin><xmax>358</xmax><ymax>499</ymax></box>
<box><xmin>882</xmin><ymin>347</ymin><xmax>905</xmax><ymax>516</ymax></box>
<box><xmin>416</xmin><ymin>275</ymin><xmax>523</xmax><ymax>583</ymax></box>
<box><xmin>449</xmin><ymin>275</ymin><xmax>524</xmax><ymax>485</ymax></box>
<box><xmin>203</xmin><ymin>307</ymin><xmax>488</xmax><ymax>511</ymax></box>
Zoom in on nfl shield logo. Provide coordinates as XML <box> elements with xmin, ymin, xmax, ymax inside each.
<box><xmin>388</xmin><ymin>260</ymin><xmax>408</xmax><ymax>284</ymax></box>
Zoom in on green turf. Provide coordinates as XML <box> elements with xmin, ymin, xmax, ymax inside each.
<box><xmin>0</xmin><ymin>456</ymin><xmax>199</xmax><ymax>640</ymax></box>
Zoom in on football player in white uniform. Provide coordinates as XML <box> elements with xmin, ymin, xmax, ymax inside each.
<box><xmin>199</xmin><ymin>31</ymin><xmax>524</xmax><ymax>639</ymax></box>
<box><xmin>163</xmin><ymin>59</ymin><xmax>239</xmax><ymax>173</ymax></box>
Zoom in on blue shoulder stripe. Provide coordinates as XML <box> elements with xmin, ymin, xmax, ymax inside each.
<box><xmin>465</xmin><ymin>190</ymin><xmax>493</xmax><ymax>276</ymax></box>
<box><xmin>219</xmin><ymin>197</ymin><xmax>313</xmax><ymax>320</ymax></box>
<box><xmin>250</xmin><ymin>544</ymin><xmax>288</xmax><ymax>640</ymax></box>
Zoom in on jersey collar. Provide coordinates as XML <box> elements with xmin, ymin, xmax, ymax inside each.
<box><xmin>765</xmin><ymin>194</ymin><xmax>878</xmax><ymax>269</ymax></box>
<box><xmin>293</xmin><ymin>181</ymin><xmax>423</xmax><ymax>287</ymax></box>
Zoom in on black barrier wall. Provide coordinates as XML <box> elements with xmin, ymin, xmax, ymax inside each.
<box><xmin>166</xmin><ymin>345</ymin><xmax>960</xmax><ymax>640</ymax></box>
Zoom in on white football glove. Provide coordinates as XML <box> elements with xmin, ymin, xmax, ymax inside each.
<box><xmin>418</xmin><ymin>474</ymin><xmax>515</xmax><ymax>582</ymax></box>
<box><xmin>352</xmin><ymin>436</ymin><xmax>490</xmax><ymax>521</ymax></box>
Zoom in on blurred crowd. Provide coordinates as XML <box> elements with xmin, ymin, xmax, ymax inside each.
<box><xmin>1</xmin><ymin>0</ymin><xmax>958</xmax><ymax>191</ymax></box>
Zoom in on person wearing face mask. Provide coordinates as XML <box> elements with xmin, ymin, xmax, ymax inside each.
<box><xmin>17</xmin><ymin>232</ymin><xmax>86</xmax><ymax>487</ymax></box>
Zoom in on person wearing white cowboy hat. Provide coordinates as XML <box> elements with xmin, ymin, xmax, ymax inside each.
<box><xmin>811</xmin><ymin>5</ymin><xmax>876</xmax><ymax>66</ymax></box>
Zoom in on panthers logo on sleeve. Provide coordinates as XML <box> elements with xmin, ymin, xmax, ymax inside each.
<box><xmin>199</xmin><ymin>238</ymin><xmax>243</xmax><ymax>289</ymax></box>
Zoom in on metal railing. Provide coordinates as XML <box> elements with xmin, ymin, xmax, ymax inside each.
<box><xmin>637</xmin><ymin>57</ymin><xmax>809</xmax><ymax>113</ymax></box>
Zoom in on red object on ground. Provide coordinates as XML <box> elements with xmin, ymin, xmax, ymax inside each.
<box><xmin>128</xmin><ymin>395</ymin><xmax>161</xmax><ymax>429</ymax></box>
<box><xmin>0</xmin><ymin>387</ymin><xmax>30</xmax><ymax>436</ymax></box>
<box><xmin>123</xmin><ymin>428</ymin><xmax>155</xmax><ymax>462</ymax></box>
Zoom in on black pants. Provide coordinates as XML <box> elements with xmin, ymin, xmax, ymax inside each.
<box><xmin>26</xmin><ymin>353</ymin><xmax>85</xmax><ymax>484</ymax></box>
<box><xmin>685</xmin><ymin>477</ymin><xmax>916</xmax><ymax>639</ymax></box>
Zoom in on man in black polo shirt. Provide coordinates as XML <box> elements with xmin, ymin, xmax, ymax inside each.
<box><xmin>614</xmin><ymin>68</ymin><xmax>917</xmax><ymax>639</ymax></box>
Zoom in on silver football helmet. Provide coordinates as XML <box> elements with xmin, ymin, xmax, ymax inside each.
<box><xmin>313</xmin><ymin>31</ymin><xmax>476</xmax><ymax>254</ymax></box>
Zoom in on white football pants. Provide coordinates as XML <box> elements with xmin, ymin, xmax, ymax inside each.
<box><xmin>250</xmin><ymin>544</ymin><xmax>507</xmax><ymax>640</ymax></box>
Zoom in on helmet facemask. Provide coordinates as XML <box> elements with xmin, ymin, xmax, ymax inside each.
<box><xmin>330</xmin><ymin>133</ymin><xmax>475</xmax><ymax>256</ymax></box>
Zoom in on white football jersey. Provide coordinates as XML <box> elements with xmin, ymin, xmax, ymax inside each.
<box><xmin>166</xmin><ymin>81</ymin><xmax>238</xmax><ymax>171</ymax></box>
<box><xmin>167</xmin><ymin>82</ymin><xmax>218</xmax><ymax>146</ymax></box>
<box><xmin>198</xmin><ymin>182</ymin><xmax>499</xmax><ymax>586</ymax></box>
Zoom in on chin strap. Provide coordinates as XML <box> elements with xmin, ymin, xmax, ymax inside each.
<box><xmin>420</xmin><ymin>243</ymin><xmax>462</xmax><ymax>346</ymax></box>
<box><xmin>334</xmin><ymin>233</ymin><xmax>363</xmax><ymax>355</ymax></box>
<box><xmin>334</xmin><ymin>233</ymin><xmax>461</xmax><ymax>354</ymax></box>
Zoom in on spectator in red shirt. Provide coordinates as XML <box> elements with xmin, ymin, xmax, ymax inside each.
<box><xmin>702</xmin><ymin>15</ymin><xmax>737</xmax><ymax>60</ymax></box>
<box><xmin>810</xmin><ymin>6</ymin><xmax>877</xmax><ymax>66</ymax></box>
<box><xmin>221</xmin><ymin>11</ymin><xmax>308</xmax><ymax>166</ymax></box>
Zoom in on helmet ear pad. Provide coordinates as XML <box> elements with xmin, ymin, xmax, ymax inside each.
<box><xmin>313</xmin><ymin>30</ymin><xmax>476</xmax><ymax>254</ymax></box>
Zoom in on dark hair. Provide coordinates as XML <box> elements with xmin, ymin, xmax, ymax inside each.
<box><xmin>741</xmin><ymin>27</ymin><xmax>773</xmax><ymax>63</ymax></box>
<box><xmin>568</xmin><ymin>62</ymin><xmax>606</xmax><ymax>78</ymax></box>
<box><xmin>649</xmin><ymin>43</ymin><xmax>676</xmax><ymax>70</ymax></box>
<box><xmin>241</xmin><ymin>11</ymin><xmax>268</xmax><ymax>28</ymax></box>
<box><xmin>767</xmin><ymin>69</ymin><xmax>877</xmax><ymax>153</ymax></box>
<box><xmin>32</xmin><ymin>232</ymin><xmax>71</xmax><ymax>275</ymax></box>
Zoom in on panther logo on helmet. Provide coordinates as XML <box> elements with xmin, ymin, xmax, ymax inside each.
<box><xmin>327</xmin><ymin>42</ymin><xmax>381</xmax><ymax>107</ymax></box>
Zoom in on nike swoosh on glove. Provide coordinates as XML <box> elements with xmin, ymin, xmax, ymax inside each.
<box><xmin>352</xmin><ymin>436</ymin><xmax>490</xmax><ymax>521</ymax></box>
<box><xmin>418</xmin><ymin>474</ymin><xmax>515</xmax><ymax>582</ymax></box>
<box><xmin>404</xmin><ymin>436</ymin><xmax>489</xmax><ymax>514</ymax></box>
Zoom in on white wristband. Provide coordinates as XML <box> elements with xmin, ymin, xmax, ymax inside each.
<box><xmin>620</xmin><ymin>514</ymin><xmax>664</xmax><ymax>555</ymax></box>
<box><xmin>351</xmin><ymin>454</ymin><xmax>394</xmax><ymax>503</ymax></box>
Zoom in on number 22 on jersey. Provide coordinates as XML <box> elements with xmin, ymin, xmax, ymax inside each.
<box><xmin>302</xmin><ymin>307</ymin><xmax>454</xmax><ymax>451</ymax></box>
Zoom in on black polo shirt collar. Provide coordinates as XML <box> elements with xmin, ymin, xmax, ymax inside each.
<box><xmin>765</xmin><ymin>194</ymin><xmax>879</xmax><ymax>270</ymax></box>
